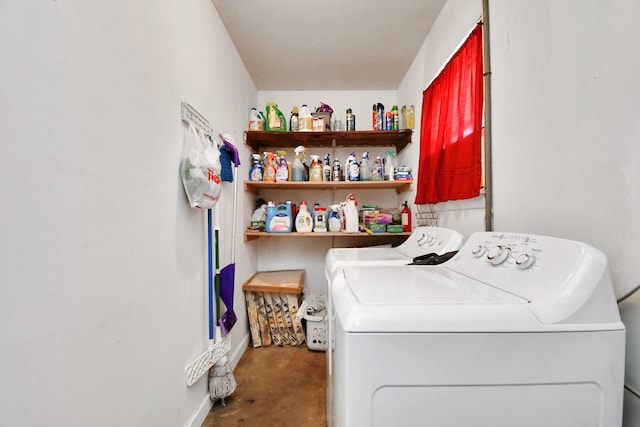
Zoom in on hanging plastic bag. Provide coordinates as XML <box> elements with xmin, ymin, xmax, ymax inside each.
<box><xmin>180</xmin><ymin>122</ymin><xmax>222</xmax><ymax>209</ymax></box>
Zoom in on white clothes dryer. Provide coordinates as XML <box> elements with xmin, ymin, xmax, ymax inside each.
<box><xmin>329</xmin><ymin>231</ymin><xmax>625</xmax><ymax>427</ymax></box>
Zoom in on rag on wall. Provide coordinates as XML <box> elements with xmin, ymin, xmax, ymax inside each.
<box><xmin>220</xmin><ymin>145</ymin><xmax>234</xmax><ymax>182</ymax></box>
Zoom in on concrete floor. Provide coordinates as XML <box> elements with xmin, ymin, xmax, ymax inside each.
<box><xmin>202</xmin><ymin>345</ymin><xmax>327</xmax><ymax>427</ymax></box>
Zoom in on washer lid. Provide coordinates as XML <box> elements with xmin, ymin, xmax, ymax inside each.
<box><xmin>332</xmin><ymin>265</ymin><xmax>564</xmax><ymax>333</ymax></box>
<box><xmin>325</xmin><ymin>247</ymin><xmax>409</xmax><ymax>275</ymax></box>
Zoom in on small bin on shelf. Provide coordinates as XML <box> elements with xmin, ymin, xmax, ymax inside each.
<box><xmin>242</xmin><ymin>269</ymin><xmax>306</xmax><ymax>348</ymax></box>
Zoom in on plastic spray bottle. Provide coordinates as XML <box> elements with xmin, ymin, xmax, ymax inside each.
<box><xmin>263</xmin><ymin>152</ymin><xmax>277</xmax><ymax>182</ymax></box>
<box><xmin>276</xmin><ymin>150</ymin><xmax>289</xmax><ymax>181</ymax></box>
<box><xmin>292</xmin><ymin>145</ymin><xmax>306</xmax><ymax>182</ymax></box>
<box><xmin>347</xmin><ymin>152</ymin><xmax>359</xmax><ymax>181</ymax></box>
<box><xmin>328</xmin><ymin>204</ymin><xmax>342</xmax><ymax>232</ymax></box>
<box><xmin>249</xmin><ymin>153</ymin><xmax>263</xmax><ymax>181</ymax></box>
<box><xmin>360</xmin><ymin>151</ymin><xmax>371</xmax><ymax>181</ymax></box>
<box><xmin>371</xmin><ymin>156</ymin><xmax>383</xmax><ymax>181</ymax></box>
<box><xmin>323</xmin><ymin>154</ymin><xmax>332</xmax><ymax>182</ymax></box>
<box><xmin>309</xmin><ymin>155</ymin><xmax>323</xmax><ymax>182</ymax></box>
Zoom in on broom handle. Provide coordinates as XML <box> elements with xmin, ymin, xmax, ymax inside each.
<box><xmin>207</xmin><ymin>208</ymin><xmax>214</xmax><ymax>341</ymax></box>
<box><xmin>214</xmin><ymin>203</ymin><xmax>221</xmax><ymax>327</ymax></box>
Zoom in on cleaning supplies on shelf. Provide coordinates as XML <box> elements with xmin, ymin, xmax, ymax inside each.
<box><xmin>328</xmin><ymin>204</ymin><xmax>342</xmax><ymax>232</ymax></box>
<box><xmin>299</xmin><ymin>104</ymin><xmax>313</xmax><ymax>132</ymax></box>
<box><xmin>360</xmin><ymin>151</ymin><xmax>371</xmax><ymax>181</ymax></box>
<box><xmin>345</xmin><ymin>108</ymin><xmax>355</xmax><ymax>131</ymax></box>
<box><xmin>391</xmin><ymin>105</ymin><xmax>399</xmax><ymax>130</ymax></box>
<box><xmin>309</xmin><ymin>155</ymin><xmax>323</xmax><ymax>182</ymax></box>
<box><xmin>249</xmin><ymin>154</ymin><xmax>263</xmax><ymax>181</ymax></box>
<box><xmin>263</xmin><ymin>152</ymin><xmax>277</xmax><ymax>182</ymax></box>
<box><xmin>347</xmin><ymin>152</ymin><xmax>359</xmax><ymax>181</ymax></box>
<box><xmin>292</xmin><ymin>146</ymin><xmax>306</xmax><ymax>182</ymax></box>
<box><xmin>248</xmin><ymin>107</ymin><xmax>263</xmax><ymax>131</ymax></box>
<box><xmin>265</xmin><ymin>102</ymin><xmax>286</xmax><ymax>132</ymax></box>
<box><xmin>276</xmin><ymin>150</ymin><xmax>289</xmax><ymax>181</ymax></box>
<box><xmin>371</xmin><ymin>156</ymin><xmax>383</xmax><ymax>181</ymax></box>
<box><xmin>313</xmin><ymin>205</ymin><xmax>327</xmax><ymax>232</ymax></box>
<box><xmin>290</xmin><ymin>106</ymin><xmax>299</xmax><ymax>132</ymax></box>
<box><xmin>376</xmin><ymin>103</ymin><xmax>385</xmax><ymax>130</ymax></box>
<box><xmin>344</xmin><ymin>194</ymin><xmax>359</xmax><ymax>233</ymax></box>
<box><xmin>295</xmin><ymin>201</ymin><xmax>313</xmax><ymax>233</ymax></box>
<box><xmin>266</xmin><ymin>201</ymin><xmax>293</xmax><ymax>233</ymax></box>
<box><xmin>332</xmin><ymin>157</ymin><xmax>341</xmax><ymax>182</ymax></box>
<box><xmin>323</xmin><ymin>154</ymin><xmax>332</xmax><ymax>182</ymax></box>
<box><xmin>385</xmin><ymin>151</ymin><xmax>396</xmax><ymax>181</ymax></box>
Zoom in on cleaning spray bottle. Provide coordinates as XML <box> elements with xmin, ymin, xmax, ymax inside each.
<box><xmin>385</xmin><ymin>151</ymin><xmax>396</xmax><ymax>181</ymax></box>
<box><xmin>323</xmin><ymin>154</ymin><xmax>332</xmax><ymax>182</ymax></box>
<box><xmin>347</xmin><ymin>152</ymin><xmax>359</xmax><ymax>181</ymax></box>
<box><xmin>292</xmin><ymin>145</ymin><xmax>306</xmax><ymax>182</ymax></box>
<box><xmin>328</xmin><ymin>205</ymin><xmax>342</xmax><ymax>232</ymax></box>
<box><xmin>401</xmin><ymin>201</ymin><xmax>412</xmax><ymax>232</ymax></box>
<box><xmin>295</xmin><ymin>201</ymin><xmax>313</xmax><ymax>233</ymax></box>
<box><xmin>263</xmin><ymin>152</ymin><xmax>277</xmax><ymax>182</ymax></box>
<box><xmin>265</xmin><ymin>102</ymin><xmax>287</xmax><ymax>132</ymax></box>
<box><xmin>276</xmin><ymin>150</ymin><xmax>289</xmax><ymax>181</ymax></box>
<box><xmin>371</xmin><ymin>155</ymin><xmax>383</xmax><ymax>181</ymax></box>
<box><xmin>344</xmin><ymin>194</ymin><xmax>359</xmax><ymax>233</ymax></box>
<box><xmin>249</xmin><ymin>154</ymin><xmax>263</xmax><ymax>181</ymax></box>
<box><xmin>360</xmin><ymin>151</ymin><xmax>371</xmax><ymax>181</ymax></box>
<box><xmin>309</xmin><ymin>155</ymin><xmax>323</xmax><ymax>182</ymax></box>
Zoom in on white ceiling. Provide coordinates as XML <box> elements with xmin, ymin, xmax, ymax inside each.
<box><xmin>211</xmin><ymin>0</ymin><xmax>447</xmax><ymax>91</ymax></box>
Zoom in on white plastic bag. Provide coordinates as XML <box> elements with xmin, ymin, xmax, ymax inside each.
<box><xmin>180</xmin><ymin>122</ymin><xmax>222</xmax><ymax>209</ymax></box>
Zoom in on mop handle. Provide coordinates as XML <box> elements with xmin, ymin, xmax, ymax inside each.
<box><xmin>207</xmin><ymin>208</ymin><xmax>213</xmax><ymax>341</ymax></box>
<box><xmin>221</xmin><ymin>134</ymin><xmax>240</xmax><ymax>264</ymax></box>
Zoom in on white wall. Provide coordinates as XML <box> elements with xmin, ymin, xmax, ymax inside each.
<box><xmin>0</xmin><ymin>1</ymin><xmax>256</xmax><ymax>426</ymax></box>
<box><xmin>398</xmin><ymin>0</ymin><xmax>485</xmax><ymax>238</ymax></box>
<box><xmin>489</xmin><ymin>0</ymin><xmax>640</xmax><ymax>298</ymax></box>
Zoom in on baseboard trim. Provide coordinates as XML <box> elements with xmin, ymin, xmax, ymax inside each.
<box><xmin>186</xmin><ymin>394</ymin><xmax>213</xmax><ymax>427</ymax></box>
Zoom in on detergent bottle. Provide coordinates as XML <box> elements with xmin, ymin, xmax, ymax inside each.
<box><xmin>267</xmin><ymin>201</ymin><xmax>293</xmax><ymax>233</ymax></box>
<box><xmin>263</xmin><ymin>152</ymin><xmax>277</xmax><ymax>182</ymax></box>
<box><xmin>323</xmin><ymin>154</ymin><xmax>332</xmax><ymax>182</ymax></box>
<box><xmin>248</xmin><ymin>107</ymin><xmax>263</xmax><ymax>131</ymax></box>
<box><xmin>344</xmin><ymin>194</ymin><xmax>359</xmax><ymax>233</ymax></box>
<box><xmin>299</xmin><ymin>104</ymin><xmax>313</xmax><ymax>132</ymax></box>
<box><xmin>276</xmin><ymin>150</ymin><xmax>289</xmax><ymax>181</ymax></box>
<box><xmin>309</xmin><ymin>155</ymin><xmax>323</xmax><ymax>182</ymax></box>
<box><xmin>265</xmin><ymin>102</ymin><xmax>287</xmax><ymax>132</ymax></box>
<box><xmin>360</xmin><ymin>151</ymin><xmax>371</xmax><ymax>181</ymax></box>
<box><xmin>295</xmin><ymin>201</ymin><xmax>313</xmax><ymax>233</ymax></box>
<box><xmin>290</xmin><ymin>106</ymin><xmax>299</xmax><ymax>132</ymax></box>
<box><xmin>292</xmin><ymin>145</ymin><xmax>306</xmax><ymax>182</ymax></box>
<box><xmin>249</xmin><ymin>154</ymin><xmax>263</xmax><ymax>181</ymax></box>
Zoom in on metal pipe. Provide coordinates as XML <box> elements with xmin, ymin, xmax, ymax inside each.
<box><xmin>482</xmin><ymin>0</ymin><xmax>494</xmax><ymax>231</ymax></box>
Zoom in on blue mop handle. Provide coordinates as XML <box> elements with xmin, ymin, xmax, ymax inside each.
<box><xmin>207</xmin><ymin>208</ymin><xmax>214</xmax><ymax>341</ymax></box>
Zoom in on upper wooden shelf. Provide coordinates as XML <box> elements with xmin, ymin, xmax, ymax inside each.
<box><xmin>244</xmin><ymin>180</ymin><xmax>413</xmax><ymax>194</ymax></box>
<box><xmin>244</xmin><ymin>130</ymin><xmax>413</xmax><ymax>153</ymax></box>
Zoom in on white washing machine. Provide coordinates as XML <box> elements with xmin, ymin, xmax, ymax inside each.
<box><xmin>329</xmin><ymin>231</ymin><xmax>625</xmax><ymax>427</ymax></box>
<box><xmin>619</xmin><ymin>289</ymin><xmax>640</xmax><ymax>426</ymax></box>
<box><xmin>325</xmin><ymin>226</ymin><xmax>464</xmax><ymax>282</ymax></box>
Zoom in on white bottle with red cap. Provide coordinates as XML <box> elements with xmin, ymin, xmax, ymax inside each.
<box><xmin>344</xmin><ymin>194</ymin><xmax>359</xmax><ymax>233</ymax></box>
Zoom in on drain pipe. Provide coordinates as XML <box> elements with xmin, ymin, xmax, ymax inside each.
<box><xmin>482</xmin><ymin>0</ymin><xmax>494</xmax><ymax>231</ymax></box>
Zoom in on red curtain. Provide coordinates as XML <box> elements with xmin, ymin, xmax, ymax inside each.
<box><xmin>415</xmin><ymin>24</ymin><xmax>484</xmax><ymax>204</ymax></box>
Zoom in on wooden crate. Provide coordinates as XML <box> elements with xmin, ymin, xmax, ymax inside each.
<box><xmin>243</xmin><ymin>270</ymin><xmax>306</xmax><ymax>347</ymax></box>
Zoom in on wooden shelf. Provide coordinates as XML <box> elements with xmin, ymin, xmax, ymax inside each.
<box><xmin>244</xmin><ymin>130</ymin><xmax>413</xmax><ymax>153</ymax></box>
<box><xmin>244</xmin><ymin>179</ymin><xmax>413</xmax><ymax>194</ymax></box>
<box><xmin>244</xmin><ymin>230</ymin><xmax>411</xmax><ymax>242</ymax></box>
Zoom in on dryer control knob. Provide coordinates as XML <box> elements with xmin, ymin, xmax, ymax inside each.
<box><xmin>427</xmin><ymin>236</ymin><xmax>437</xmax><ymax>246</ymax></box>
<box><xmin>516</xmin><ymin>253</ymin><xmax>536</xmax><ymax>270</ymax></box>
<box><xmin>487</xmin><ymin>245</ymin><xmax>511</xmax><ymax>266</ymax></box>
<box><xmin>472</xmin><ymin>245</ymin><xmax>487</xmax><ymax>258</ymax></box>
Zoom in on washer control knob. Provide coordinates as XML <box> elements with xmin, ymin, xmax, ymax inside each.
<box><xmin>487</xmin><ymin>245</ymin><xmax>511</xmax><ymax>266</ymax></box>
<box><xmin>472</xmin><ymin>245</ymin><xmax>487</xmax><ymax>258</ymax></box>
<box><xmin>427</xmin><ymin>236</ymin><xmax>437</xmax><ymax>246</ymax></box>
<box><xmin>516</xmin><ymin>253</ymin><xmax>536</xmax><ymax>270</ymax></box>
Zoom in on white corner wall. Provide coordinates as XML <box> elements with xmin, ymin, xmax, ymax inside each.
<box><xmin>489</xmin><ymin>0</ymin><xmax>640</xmax><ymax>298</ymax></box>
<box><xmin>0</xmin><ymin>1</ymin><xmax>256</xmax><ymax>426</ymax></box>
